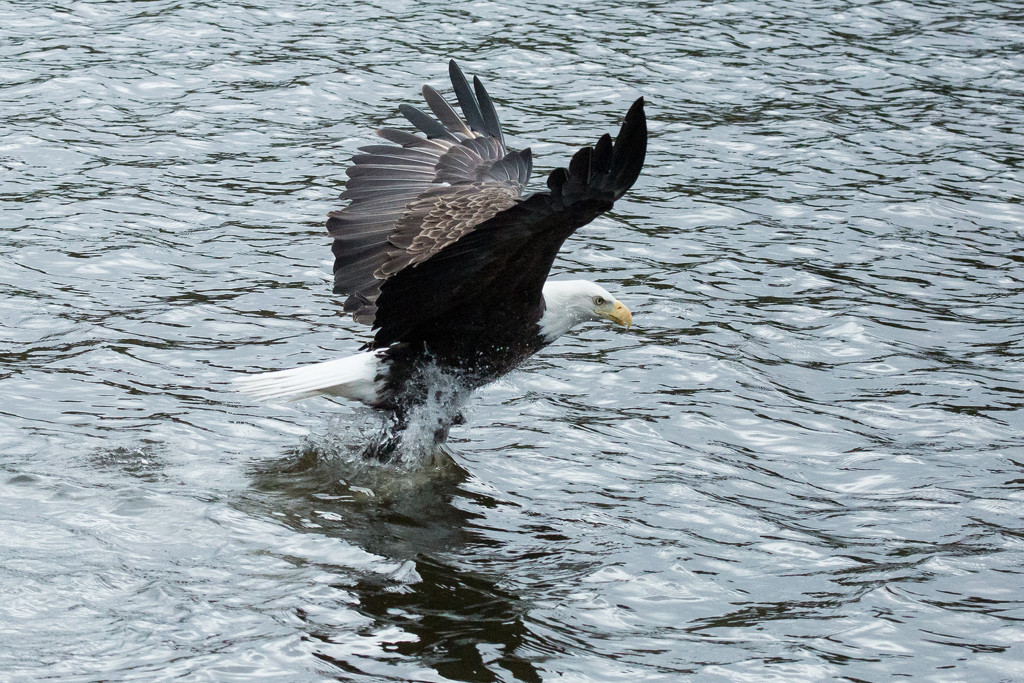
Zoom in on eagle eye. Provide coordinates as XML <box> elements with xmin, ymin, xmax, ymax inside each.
<box><xmin>593</xmin><ymin>296</ymin><xmax>606</xmax><ymax>306</ymax></box>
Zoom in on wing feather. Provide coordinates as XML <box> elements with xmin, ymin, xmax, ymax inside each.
<box><xmin>399</xmin><ymin>104</ymin><xmax>460</xmax><ymax>141</ymax></box>
<box><xmin>422</xmin><ymin>85</ymin><xmax>473</xmax><ymax>138</ymax></box>
<box><xmin>448</xmin><ymin>60</ymin><xmax>487</xmax><ymax>134</ymax></box>
<box><xmin>473</xmin><ymin>76</ymin><xmax>503</xmax><ymax>143</ymax></box>
<box><xmin>376</xmin><ymin>128</ymin><xmax>450</xmax><ymax>152</ymax></box>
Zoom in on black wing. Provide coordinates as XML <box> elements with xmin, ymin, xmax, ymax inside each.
<box><xmin>369</xmin><ymin>97</ymin><xmax>648</xmax><ymax>349</ymax></box>
<box><xmin>328</xmin><ymin>60</ymin><xmax>532</xmax><ymax>325</ymax></box>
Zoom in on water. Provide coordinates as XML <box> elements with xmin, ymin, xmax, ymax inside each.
<box><xmin>3</xmin><ymin>0</ymin><xmax>1023</xmax><ymax>679</ymax></box>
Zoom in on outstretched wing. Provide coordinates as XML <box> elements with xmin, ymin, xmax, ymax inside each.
<box><xmin>369</xmin><ymin>97</ymin><xmax>648</xmax><ymax>349</ymax></box>
<box><xmin>328</xmin><ymin>60</ymin><xmax>532</xmax><ymax>325</ymax></box>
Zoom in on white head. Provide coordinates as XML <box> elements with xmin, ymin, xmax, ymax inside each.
<box><xmin>538</xmin><ymin>280</ymin><xmax>632</xmax><ymax>343</ymax></box>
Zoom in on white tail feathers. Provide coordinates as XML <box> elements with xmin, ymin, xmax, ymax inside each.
<box><xmin>234</xmin><ymin>350</ymin><xmax>385</xmax><ymax>404</ymax></box>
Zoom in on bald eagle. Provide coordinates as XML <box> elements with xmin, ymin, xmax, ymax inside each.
<box><xmin>237</xmin><ymin>61</ymin><xmax>647</xmax><ymax>429</ymax></box>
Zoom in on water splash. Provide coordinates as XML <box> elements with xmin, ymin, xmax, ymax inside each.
<box><xmin>256</xmin><ymin>362</ymin><xmax>477</xmax><ymax>499</ymax></box>
<box><xmin>392</xmin><ymin>361</ymin><xmax>476</xmax><ymax>464</ymax></box>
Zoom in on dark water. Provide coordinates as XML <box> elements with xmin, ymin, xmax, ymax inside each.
<box><xmin>3</xmin><ymin>0</ymin><xmax>1023</xmax><ymax>680</ymax></box>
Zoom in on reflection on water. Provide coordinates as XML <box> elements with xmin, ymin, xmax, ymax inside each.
<box><xmin>245</xmin><ymin>429</ymin><xmax>545</xmax><ymax>682</ymax></box>
<box><xmin>3</xmin><ymin>0</ymin><xmax>1024</xmax><ymax>679</ymax></box>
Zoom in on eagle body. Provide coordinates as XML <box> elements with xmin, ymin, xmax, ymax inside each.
<box><xmin>237</xmin><ymin>61</ymin><xmax>646</xmax><ymax>428</ymax></box>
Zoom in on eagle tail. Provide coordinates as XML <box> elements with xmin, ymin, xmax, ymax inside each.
<box><xmin>233</xmin><ymin>351</ymin><xmax>385</xmax><ymax>404</ymax></box>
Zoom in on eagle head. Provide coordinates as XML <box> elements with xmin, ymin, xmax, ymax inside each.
<box><xmin>538</xmin><ymin>280</ymin><xmax>632</xmax><ymax>342</ymax></box>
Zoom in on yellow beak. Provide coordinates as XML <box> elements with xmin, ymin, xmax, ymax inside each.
<box><xmin>602</xmin><ymin>301</ymin><xmax>632</xmax><ymax>329</ymax></box>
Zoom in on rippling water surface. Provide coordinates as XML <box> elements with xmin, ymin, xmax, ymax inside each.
<box><xmin>3</xmin><ymin>0</ymin><xmax>1023</xmax><ymax>680</ymax></box>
